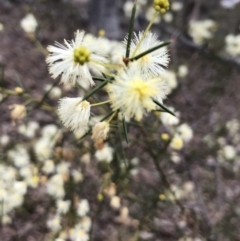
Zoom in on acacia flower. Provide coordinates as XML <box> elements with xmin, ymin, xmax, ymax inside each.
<box><xmin>77</xmin><ymin>199</ymin><xmax>90</xmax><ymax>217</ymax></box>
<box><xmin>46</xmin><ymin>30</ymin><xmax>107</xmax><ymax>87</ymax></box>
<box><xmin>124</xmin><ymin>31</ymin><xmax>169</xmax><ymax>77</ymax></box>
<box><xmin>107</xmin><ymin>66</ymin><xmax>168</xmax><ymax>121</ymax></box>
<box><xmin>91</xmin><ymin>121</ymin><xmax>110</xmax><ymax>145</ymax></box>
<box><xmin>70</xmin><ymin>226</ymin><xmax>89</xmax><ymax>241</ymax></box>
<box><xmin>153</xmin><ymin>0</ymin><xmax>170</xmax><ymax>14</ymax></box>
<box><xmin>58</xmin><ymin>97</ymin><xmax>90</xmax><ymax>133</ymax></box>
<box><xmin>20</xmin><ymin>13</ymin><xmax>38</xmax><ymax>33</ymax></box>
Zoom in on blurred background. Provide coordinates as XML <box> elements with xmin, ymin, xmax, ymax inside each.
<box><xmin>1</xmin><ymin>0</ymin><xmax>240</xmax><ymax>240</ymax></box>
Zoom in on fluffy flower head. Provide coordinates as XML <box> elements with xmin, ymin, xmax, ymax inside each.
<box><xmin>124</xmin><ymin>31</ymin><xmax>169</xmax><ymax>77</ymax></box>
<box><xmin>108</xmin><ymin>67</ymin><xmax>168</xmax><ymax>121</ymax></box>
<box><xmin>46</xmin><ymin>30</ymin><xmax>107</xmax><ymax>88</ymax></box>
<box><xmin>95</xmin><ymin>143</ymin><xmax>114</xmax><ymax>163</ymax></box>
<box><xmin>189</xmin><ymin>20</ymin><xmax>216</xmax><ymax>45</ymax></box>
<box><xmin>77</xmin><ymin>199</ymin><xmax>90</xmax><ymax>217</ymax></box>
<box><xmin>58</xmin><ymin>97</ymin><xmax>90</xmax><ymax>133</ymax></box>
<box><xmin>20</xmin><ymin>13</ymin><xmax>38</xmax><ymax>33</ymax></box>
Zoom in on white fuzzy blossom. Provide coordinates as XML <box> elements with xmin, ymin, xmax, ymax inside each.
<box><xmin>41</xmin><ymin>124</ymin><xmax>59</xmax><ymax>139</ymax></box>
<box><xmin>8</xmin><ymin>145</ymin><xmax>30</xmax><ymax>168</ymax></box>
<box><xmin>18</xmin><ymin>121</ymin><xmax>39</xmax><ymax>138</ymax></box>
<box><xmin>42</xmin><ymin>160</ymin><xmax>55</xmax><ymax>174</ymax></box>
<box><xmin>56</xmin><ymin>161</ymin><xmax>70</xmax><ymax>175</ymax></box>
<box><xmin>177</xmin><ymin>123</ymin><xmax>193</xmax><ymax>142</ymax></box>
<box><xmin>46</xmin><ymin>30</ymin><xmax>107</xmax><ymax>88</ymax></box>
<box><xmin>77</xmin><ymin>199</ymin><xmax>90</xmax><ymax>217</ymax></box>
<box><xmin>108</xmin><ymin>66</ymin><xmax>169</xmax><ymax>121</ymax></box>
<box><xmin>46</xmin><ymin>174</ymin><xmax>65</xmax><ymax>199</ymax></box>
<box><xmin>20</xmin><ymin>13</ymin><xmax>38</xmax><ymax>33</ymax></box>
<box><xmin>171</xmin><ymin>1</ymin><xmax>183</xmax><ymax>11</ymax></box>
<box><xmin>189</xmin><ymin>20</ymin><xmax>216</xmax><ymax>45</ymax></box>
<box><xmin>44</xmin><ymin>84</ymin><xmax>62</xmax><ymax>100</ymax></box>
<box><xmin>80</xmin><ymin>216</ymin><xmax>92</xmax><ymax>232</ymax></box>
<box><xmin>160</xmin><ymin>108</ymin><xmax>180</xmax><ymax>126</ymax></box>
<box><xmin>225</xmin><ymin>34</ymin><xmax>240</xmax><ymax>57</ymax></box>
<box><xmin>70</xmin><ymin>225</ymin><xmax>89</xmax><ymax>241</ymax></box>
<box><xmin>13</xmin><ymin>181</ymin><xmax>27</xmax><ymax>195</ymax></box>
<box><xmin>221</xmin><ymin>0</ymin><xmax>240</xmax><ymax>8</ymax></box>
<box><xmin>35</xmin><ymin>124</ymin><xmax>61</xmax><ymax>161</ymax></box>
<box><xmin>71</xmin><ymin>170</ymin><xmax>83</xmax><ymax>183</ymax></box>
<box><xmin>123</xmin><ymin>31</ymin><xmax>169</xmax><ymax>77</ymax></box>
<box><xmin>47</xmin><ymin>215</ymin><xmax>62</xmax><ymax>232</ymax></box>
<box><xmin>95</xmin><ymin>143</ymin><xmax>114</xmax><ymax>163</ymax></box>
<box><xmin>163</xmin><ymin>12</ymin><xmax>173</xmax><ymax>23</ymax></box>
<box><xmin>110</xmin><ymin>196</ymin><xmax>121</xmax><ymax>209</ymax></box>
<box><xmin>56</xmin><ymin>200</ymin><xmax>71</xmax><ymax>214</ymax></box>
<box><xmin>34</xmin><ymin>137</ymin><xmax>54</xmax><ymax>161</ymax></box>
<box><xmin>178</xmin><ymin>65</ymin><xmax>188</xmax><ymax>78</ymax></box>
<box><xmin>58</xmin><ymin>97</ymin><xmax>90</xmax><ymax>133</ymax></box>
<box><xmin>0</xmin><ymin>135</ymin><xmax>10</xmax><ymax>146</ymax></box>
<box><xmin>223</xmin><ymin>145</ymin><xmax>236</xmax><ymax>160</ymax></box>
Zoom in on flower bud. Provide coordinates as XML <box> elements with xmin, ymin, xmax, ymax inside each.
<box><xmin>153</xmin><ymin>0</ymin><xmax>170</xmax><ymax>14</ymax></box>
<box><xmin>9</xmin><ymin>104</ymin><xmax>26</xmax><ymax>121</ymax></box>
<box><xmin>91</xmin><ymin>121</ymin><xmax>110</xmax><ymax>145</ymax></box>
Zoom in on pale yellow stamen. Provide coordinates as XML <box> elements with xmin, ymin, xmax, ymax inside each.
<box><xmin>74</xmin><ymin>46</ymin><xmax>90</xmax><ymax>65</ymax></box>
<box><xmin>129</xmin><ymin>78</ymin><xmax>158</xmax><ymax>100</ymax></box>
<box><xmin>76</xmin><ymin>100</ymin><xmax>90</xmax><ymax>110</ymax></box>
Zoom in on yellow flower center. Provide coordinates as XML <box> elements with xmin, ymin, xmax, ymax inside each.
<box><xmin>73</xmin><ymin>46</ymin><xmax>91</xmax><ymax>65</ymax></box>
<box><xmin>76</xmin><ymin>100</ymin><xmax>90</xmax><ymax>112</ymax></box>
<box><xmin>153</xmin><ymin>0</ymin><xmax>170</xmax><ymax>14</ymax></box>
<box><xmin>129</xmin><ymin>78</ymin><xmax>157</xmax><ymax>100</ymax></box>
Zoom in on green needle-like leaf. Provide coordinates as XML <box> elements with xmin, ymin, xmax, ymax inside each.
<box><xmin>0</xmin><ymin>64</ymin><xmax>5</xmax><ymax>87</ymax></box>
<box><xmin>153</xmin><ymin>99</ymin><xmax>175</xmax><ymax>117</ymax></box>
<box><xmin>35</xmin><ymin>78</ymin><xmax>60</xmax><ymax>109</ymax></box>
<box><xmin>78</xmin><ymin>129</ymin><xmax>92</xmax><ymax>141</ymax></box>
<box><xmin>130</xmin><ymin>41</ymin><xmax>171</xmax><ymax>61</ymax></box>
<box><xmin>82</xmin><ymin>79</ymin><xmax>109</xmax><ymax>101</ymax></box>
<box><xmin>100</xmin><ymin>110</ymin><xmax>115</xmax><ymax>122</ymax></box>
<box><xmin>92</xmin><ymin>76</ymin><xmax>108</xmax><ymax>82</ymax></box>
<box><xmin>154</xmin><ymin>109</ymin><xmax>168</xmax><ymax>112</ymax></box>
<box><xmin>125</xmin><ymin>1</ymin><xmax>137</xmax><ymax>58</ymax></box>
<box><xmin>122</xmin><ymin>116</ymin><xmax>129</xmax><ymax>144</ymax></box>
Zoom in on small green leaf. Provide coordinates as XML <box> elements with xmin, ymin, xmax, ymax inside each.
<box><xmin>153</xmin><ymin>99</ymin><xmax>175</xmax><ymax>117</ymax></box>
